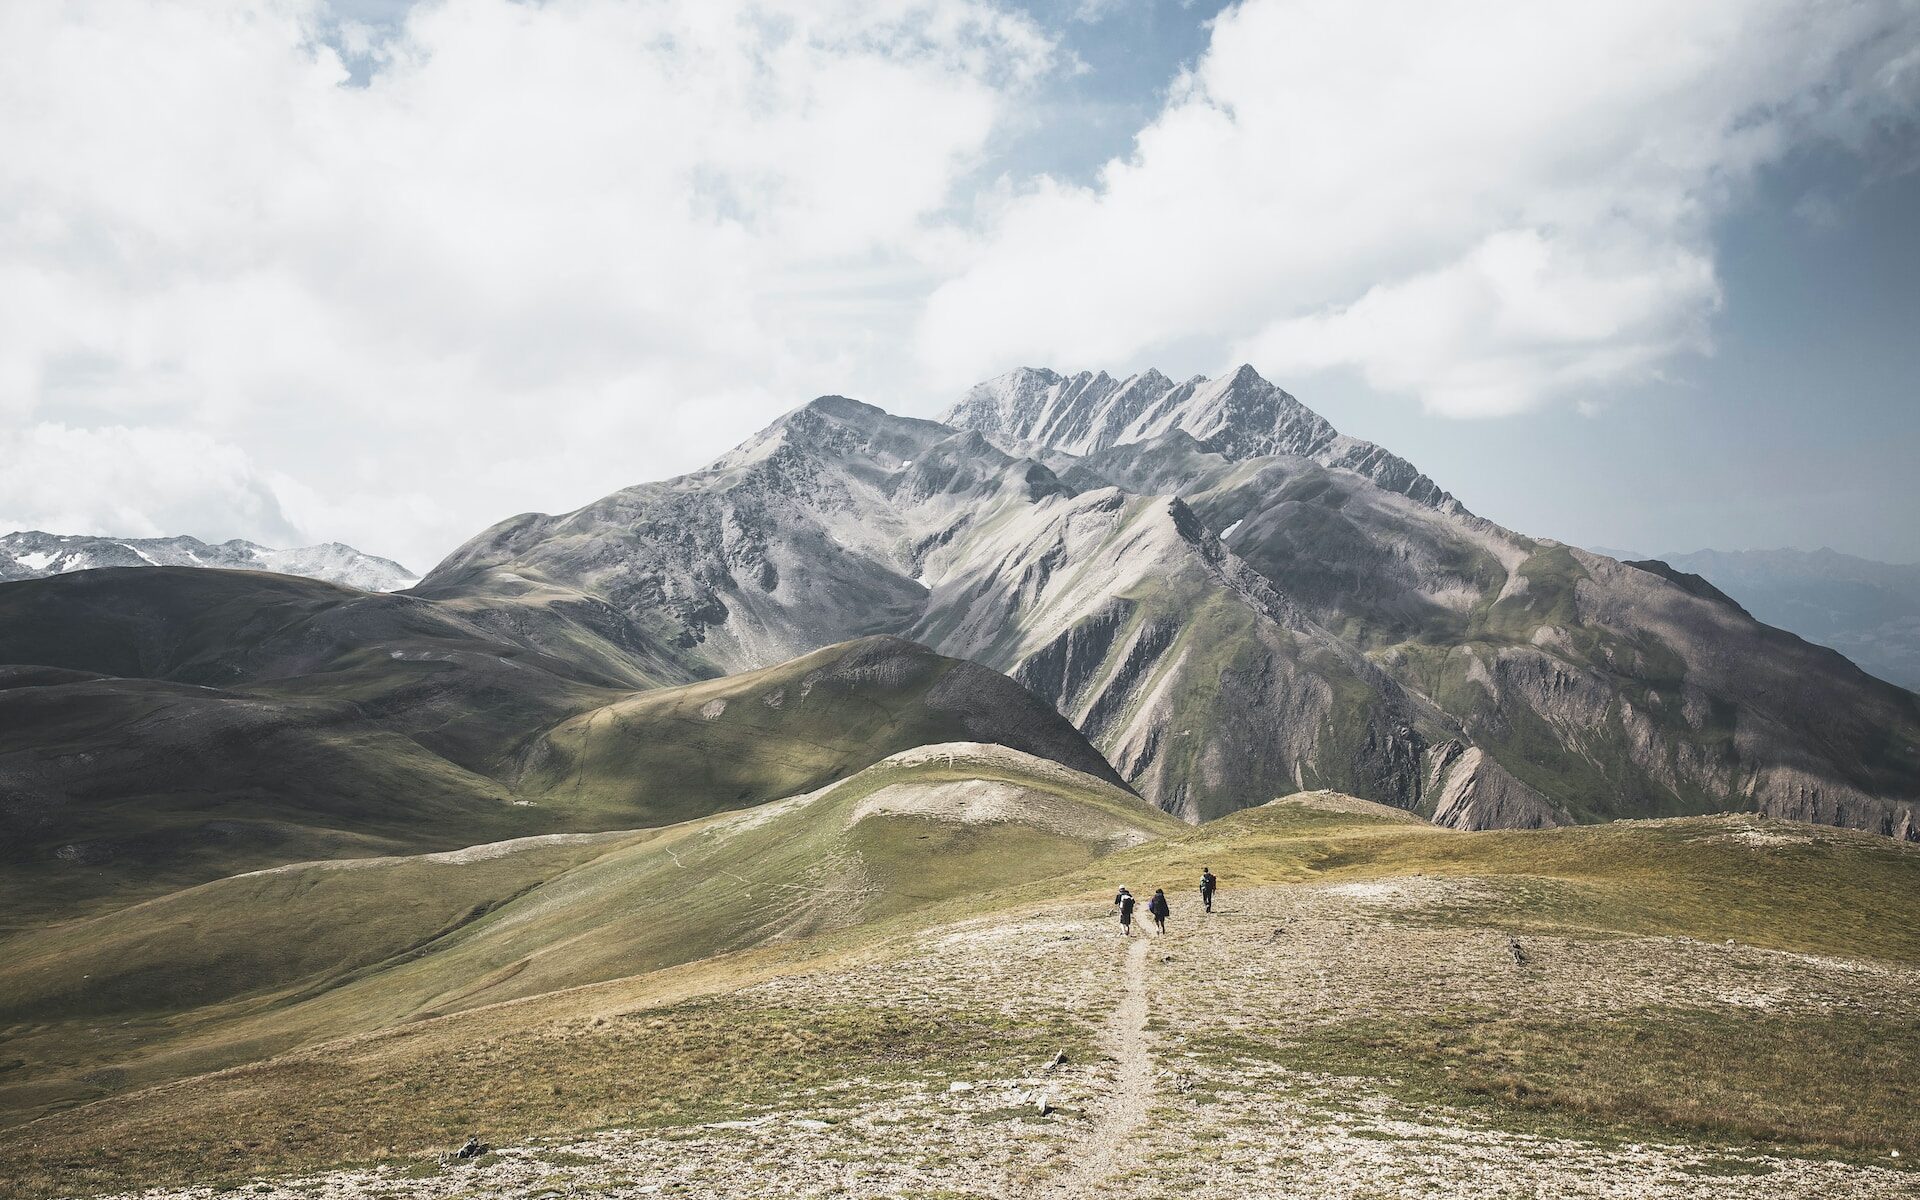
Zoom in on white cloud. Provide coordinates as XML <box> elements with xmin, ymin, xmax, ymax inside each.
<box><xmin>1242</xmin><ymin>228</ymin><xmax>1719</xmax><ymax>418</ymax></box>
<box><xmin>0</xmin><ymin>0</ymin><xmax>1055</xmax><ymax>567</ymax></box>
<box><xmin>919</xmin><ymin>0</ymin><xmax>1920</xmax><ymax>415</ymax></box>
<box><xmin>0</xmin><ymin>425</ymin><xmax>302</xmax><ymax>547</ymax></box>
<box><xmin>3</xmin><ymin>0</ymin><xmax>1916</xmax><ymax>570</ymax></box>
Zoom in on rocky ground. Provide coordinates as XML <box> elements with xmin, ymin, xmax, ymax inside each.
<box><xmin>100</xmin><ymin>878</ymin><xmax>1919</xmax><ymax>1200</ymax></box>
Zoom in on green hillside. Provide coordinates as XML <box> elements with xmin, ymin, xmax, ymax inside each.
<box><xmin>0</xmin><ymin>745</ymin><xmax>1169</xmax><ymax>1143</ymax></box>
<box><xmin>516</xmin><ymin>635</ymin><xmax>1129</xmax><ymax>827</ymax></box>
<box><xmin>0</xmin><ymin>566</ymin><xmax>1128</xmax><ymax>921</ymax></box>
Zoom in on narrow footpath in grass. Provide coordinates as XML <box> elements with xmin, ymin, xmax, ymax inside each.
<box><xmin>1041</xmin><ymin>933</ymin><xmax>1155</xmax><ymax>1196</ymax></box>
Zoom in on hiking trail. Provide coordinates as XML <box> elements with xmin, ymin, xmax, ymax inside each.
<box><xmin>1041</xmin><ymin>934</ymin><xmax>1154</xmax><ymax>1196</ymax></box>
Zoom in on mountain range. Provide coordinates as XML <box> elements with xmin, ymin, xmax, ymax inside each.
<box><xmin>422</xmin><ymin>366</ymin><xmax>1920</xmax><ymax>839</ymax></box>
<box><xmin>0</xmin><ymin>530</ymin><xmax>417</xmax><ymax>592</ymax></box>
<box><xmin>3</xmin><ymin>363</ymin><xmax>1915</xmax><ymax>928</ymax></box>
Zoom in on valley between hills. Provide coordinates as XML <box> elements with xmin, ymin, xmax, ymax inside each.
<box><xmin>2</xmin><ymin>367</ymin><xmax>1916</xmax><ymax>1198</ymax></box>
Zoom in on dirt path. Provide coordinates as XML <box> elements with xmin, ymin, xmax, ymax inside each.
<box><xmin>1041</xmin><ymin>934</ymin><xmax>1154</xmax><ymax>1196</ymax></box>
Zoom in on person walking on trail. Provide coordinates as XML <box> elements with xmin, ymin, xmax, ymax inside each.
<box><xmin>1147</xmin><ymin>888</ymin><xmax>1171</xmax><ymax>934</ymax></box>
<box><xmin>1114</xmin><ymin>886</ymin><xmax>1137</xmax><ymax>937</ymax></box>
<box><xmin>1200</xmin><ymin>867</ymin><xmax>1218</xmax><ymax>914</ymax></box>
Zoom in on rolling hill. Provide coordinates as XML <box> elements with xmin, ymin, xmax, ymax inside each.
<box><xmin>0</xmin><ymin>566</ymin><xmax>1128</xmax><ymax>921</ymax></box>
<box><xmin>0</xmin><ymin>745</ymin><xmax>1170</xmax><ymax>1139</ymax></box>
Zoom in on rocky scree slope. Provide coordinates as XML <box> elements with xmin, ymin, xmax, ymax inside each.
<box><xmin>1073</xmin><ymin>434</ymin><xmax>1920</xmax><ymax>839</ymax></box>
<box><xmin>424</xmin><ymin>371</ymin><xmax>1920</xmax><ymax>839</ymax></box>
<box><xmin>0</xmin><ymin>530</ymin><xmax>417</xmax><ymax>591</ymax></box>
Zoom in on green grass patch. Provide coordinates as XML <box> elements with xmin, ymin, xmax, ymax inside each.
<box><xmin>0</xmin><ymin>996</ymin><xmax>1074</xmax><ymax>1199</ymax></box>
<box><xmin>1213</xmin><ymin>1005</ymin><xmax>1917</xmax><ymax>1163</ymax></box>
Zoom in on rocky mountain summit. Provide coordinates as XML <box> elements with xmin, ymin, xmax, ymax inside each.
<box><xmin>946</xmin><ymin>365</ymin><xmax>1456</xmax><ymax>510</ymax></box>
<box><xmin>0</xmin><ymin>530</ymin><xmax>417</xmax><ymax>592</ymax></box>
<box><xmin>423</xmin><ymin>368</ymin><xmax>1920</xmax><ymax>839</ymax></box>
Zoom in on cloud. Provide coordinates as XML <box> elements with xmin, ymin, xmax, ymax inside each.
<box><xmin>919</xmin><ymin>0</ymin><xmax>1920</xmax><ymax>416</ymax></box>
<box><xmin>0</xmin><ymin>0</ymin><xmax>1055</xmax><ymax>566</ymax></box>
<box><xmin>4</xmin><ymin>0</ymin><xmax>1916</xmax><ymax>569</ymax></box>
<box><xmin>1240</xmin><ymin>228</ymin><xmax>1719</xmax><ymax>418</ymax></box>
<box><xmin>0</xmin><ymin>425</ymin><xmax>302</xmax><ymax>547</ymax></box>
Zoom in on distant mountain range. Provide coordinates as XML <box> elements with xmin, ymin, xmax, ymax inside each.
<box><xmin>1593</xmin><ymin>547</ymin><xmax>1920</xmax><ymax>694</ymax></box>
<box><xmin>0</xmin><ymin>531</ymin><xmax>417</xmax><ymax>592</ymax></box>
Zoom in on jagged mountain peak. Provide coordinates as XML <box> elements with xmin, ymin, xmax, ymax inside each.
<box><xmin>794</xmin><ymin>393</ymin><xmax>904</xmax><ymax>426</ymax></box>
<box><xmin>707</xmin><ymin>390</ymin><xmax>956</xmax><ymax>478</ymax></box>
<box><xmin>946</xmin><ymin>363</ymin><xmax>1458</xmax><ymax>512</ymax></box>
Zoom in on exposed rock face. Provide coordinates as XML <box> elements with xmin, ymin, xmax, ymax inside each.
<box><xmin>1068</xmin><ymin>426</ymin><xmax>1920</xmax><ymax>838</ymax></box>
<box><xmin>426</xmin><ymin>398</ymin><xmax>1061</xmax><ymax>675</ymax></box>
<box><xmin>945</xmin><ymin>365</ymin><xmax>1456</xmax><ymax>510</ymax></box>
<box><xmin>0</xmin><ymin>530</ymin><xmax>416</xmax><ymax>592</ymax></box>
<box><xmin>419</xmin><ymin>368</ymin><xmax>1920</xmax><ymax>839</ymax></box>
<box><xmin>1425</xmin><ymin>743</ymin><xmax>1560</xmax><ymax>831</ymax></box>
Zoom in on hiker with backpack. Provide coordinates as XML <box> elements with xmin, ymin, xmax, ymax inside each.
<box><xmin>1200</xmin><ymin>867</ymin><xmax>1218</xmax><ymax>913</ymax></box>
<box><xmin>1147</xmin><ymin>888</ymin><xmax>1170</xmax><ymax>934</ymax></box>
<box><xmin>1114</xmin><ymin>886</ymin><xmax>1136</xmax><ymax>936</ymax></box>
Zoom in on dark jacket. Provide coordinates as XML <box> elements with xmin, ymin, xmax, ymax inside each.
<box><xmin>1200</xmin><ymin>872</ymin><xmax>1217</xmax><ymax>894</ymax></box>
<box><xmin>1118</xmin><ymin>895</ymin><xmax>1136</xmax><ymax>921</ymax></box>
<box><xmin>1148</xmin><ymin>892</ymin><xmax>1170</xmax><ymax>918</ymax></box>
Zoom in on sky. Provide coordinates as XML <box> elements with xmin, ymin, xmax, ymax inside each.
<box><xmin>1</xmin><ymin>0</ymin><xmax>1916</xmax><ymax>573</ymax></box>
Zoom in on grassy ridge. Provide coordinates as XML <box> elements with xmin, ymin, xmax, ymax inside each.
<box><xmin>1103</xmin><ymin>798</ymin><xmax>1920</xmax><ymax>961</ymax></box>
<box><xmin>0</xmin><ymin>747</ymin><xmax>1167</xmax><ymax>1140</ymax></box>
<box><xmin>517</xmin><ymin>636</ymin><xmax>1126</xmax><ymax>828</ymax></box>
<box><xmin>0</xmin><ymin>566</ymin><xmax>1126</xmax><ymax>924</ymax></box>
<box><xmin>0</xmin><ymin>673</ymin><xmax>539</xmax><ymax>929</ymax></box>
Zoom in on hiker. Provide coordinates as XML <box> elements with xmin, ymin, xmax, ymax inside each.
<box><xmin>1200</xmin><ymin>867</ymin><xmax>1218</xmax><ymax>913</ymax></box>
<box><xmin>1147</xmin><ymin>888</ymin><xmax>1170</xmax><ymax>934</ymax></box>
<box><xmin>1114</xmin><ymin>886</ymin><xmax>1136</xmax><ymax>936</ymax></box>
